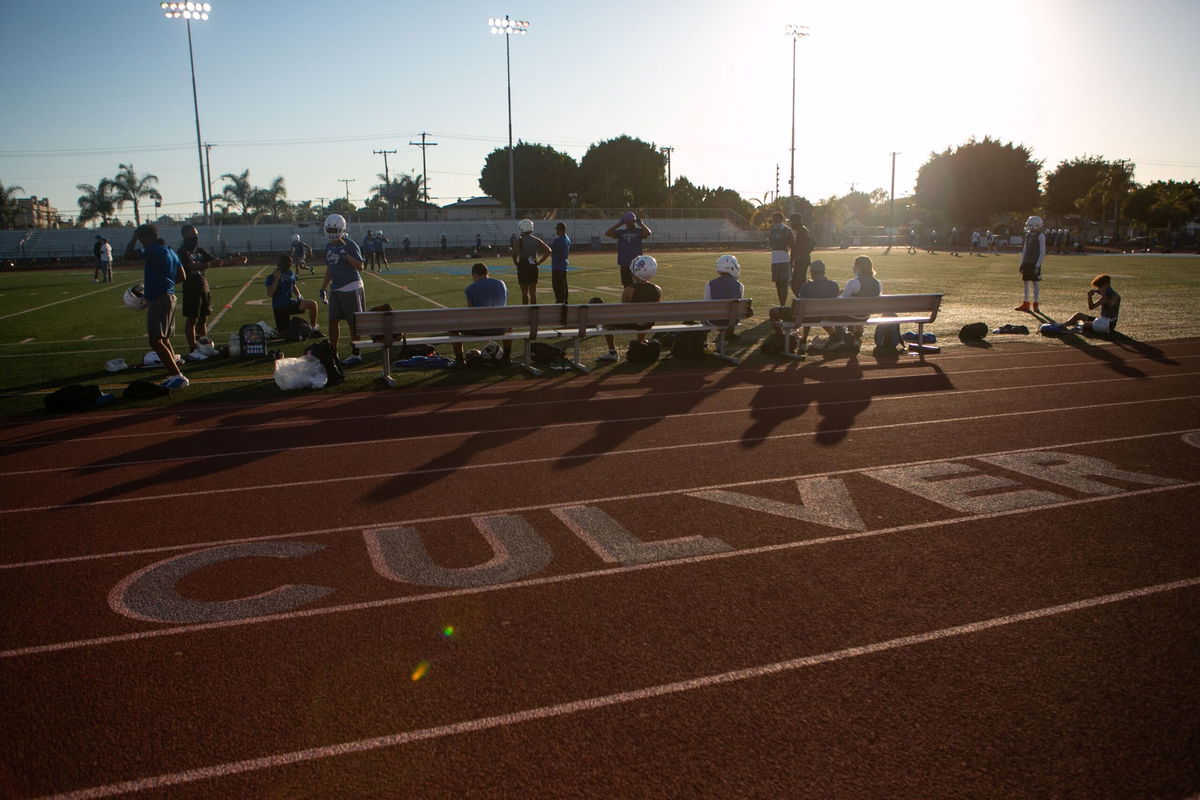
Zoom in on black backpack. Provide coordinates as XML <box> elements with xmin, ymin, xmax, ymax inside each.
<box><xmin>959</xmin><ymin>322</ymin><xmax>988</xmax><ymax>341</ymax></box>
<box><xmin>238</xmin><ymin>323</ymin><xmax>268</xmax><ymax>357</ymax></box>
<box><xmin>45</xmin><ymin>384</ymin><xmax>102</xmax><ymax>412</ymax></box>
<box><xmin>281</xmin><ymin>317</ymin><xmax>314</xmax><ymax>342</ymax></box>
<box><xmin>529</xmin><ymin>341</ymin><xmax>567</xmax><ymax>365</ymax></box>
<box><xmin>626</xmin><ymin>339</ymin><xmax>661</xmax><ymax>363</ymax></box>
<box><xmin>304</xmin><ymin>339</ymin><xmax>345</xmax><ymax>386</ymax></box>
<box><xmin>760</xmin><ymin>330</ymin><xmax>786</xmax><ymax>355</ymax></box>
<box><xmin>670</xmin><ymin>330</ymin><xmax>708</xmax><ymax>358</ymax></box>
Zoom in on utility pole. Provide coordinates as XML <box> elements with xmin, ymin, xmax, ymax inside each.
<box><xmin>889</xmin><ymin>151</ymin><xmax>900</xmax><ymax>250</ymax></box>
<box><xmin>785</xmin><ymin>23</ymin><xmax>810</xmax><ymax>214</ymax></box>
<box><xmin>775</xmin><ymin>164</ymin><xmax>780</xmax><ymax>203</ymax></box>
<box><xmin>660</xmin><ymin>146</ymin><xmax>674</xmax><ymax>208</ymax></box>
<box><xmin>316</xmin><ymin>196</ymin><xmax>329</xmax><ymax>212</ymax></box>
<box><xmin>409</xmin><ymin>132</ymin><xmax>439</xmax><ymax>222</ymax></box>
<box><xmin>204</xmin><ymin>142</ymin><xmax>216</xmax><ymax>223</ymax></box>
<box><xmin>372</xmin><ymin>149</ymin><xmax>397</xmax><ymax>183</ymax></box>
<box><xmin>1113</xmin><ymin>158</ymin><xmax>1129</xmax><ymax>243</ymax></box>
<box><xmin>337</xmin><ymin>178</ymin><xmax>355</xmax><ymax>203</ymax></box>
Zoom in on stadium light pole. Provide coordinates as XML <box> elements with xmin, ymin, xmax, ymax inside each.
<box><xmin>489</xmin><ymin>15</ymin><xmax>529</xmax><ymax>220</ymax></box>
<box><xmin>162</xmin><ymin>2</ymin><xmax>213</xmax><ymax>225</ymax></box>
<box><xmin>785</xmin><ymin>23</ymin><xmax>809</xmax><ymax>215</ymax></box>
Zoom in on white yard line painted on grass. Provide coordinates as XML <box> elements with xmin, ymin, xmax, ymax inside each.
<box><xmin>2</xmin><ymin>395</ymin><xmax>1197</xmax><ymax>517</ymax></box>
<box><xmin>4</xmin><ymin>350</ymin><xmax>1197</xmax><ymax>446</ymax></box>
<box><xmin>0</xmin><ymin>283</ymin><xmax>117</xmax><ymax>321</ymax></box>
<box><xmin>23</xmin><ymin>578</ymin><xmax>1200</xmax><ymax>800</ymax></box>
<box><xmin>4</xmin><ymin>372</ymin><xmax>1199</xmax><ymax>478</ymax></box>
<box><xmin>18</xmin><ymin>337</ymin><xmax>33</xmax><ymax>344</ymax></box>
<box><xmin>205</xmin><ymin>265</ymin><xmax>272</xmax><ymax>332</ymax></box>
<box><xmin>0</xmin><ymin>334</ymin><xmax>146</xmax><ymax>347</ymax></box>
<box><xmin>3</xmin><ymin>428</ymin><xmax>1196</xmax><ymax>573</ymax></box>
<box><xmin>81</xmin><ymin>335</ymin><xmax>94</xmax><ymax>340</ymax></box>
<box><xmin>370</xmin><ymin>272</ymin><xmax>447</xmax><ymax>308</ymax></box>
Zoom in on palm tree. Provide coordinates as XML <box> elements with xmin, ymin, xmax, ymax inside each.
<box><xmin>220</xmin><ymin>169</ymin><xmax>253</xmax><ymax>217</ymax></box>
<box><xmin>110</xmin><ymin>163</ymin><xmax>162</xmax><ymax>226</ymax></box>
<box><xmin>0</xmin><ymin>181</ymin><xmax>27</xmax><ymax>228</ymax></box>
<box><xmin>76</xmin><ymin>181</ymin><xmax>118</xmax><ymax>227</ymax></box>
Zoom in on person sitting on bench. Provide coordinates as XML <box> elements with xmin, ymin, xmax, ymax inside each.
<box><xmin>451</xmin><ymin>263</ymin><xmax>512</xmax><ymax>367</ymax></box>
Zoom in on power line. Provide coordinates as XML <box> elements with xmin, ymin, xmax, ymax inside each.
<box><xmin>408</xmin><ymin>133</ymin><xmax>439</xmax><ymax>222</ymax></box>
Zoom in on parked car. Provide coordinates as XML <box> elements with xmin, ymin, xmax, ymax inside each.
<box><xmin>1090</xmin><ymin>235</ymin><xmax>1113</xmax><ymax>245</ymax></box>
<box><xmin>1124</xmin><ymin>237</ymin><xmax>1156</xmax><ymax>252</ymax></box>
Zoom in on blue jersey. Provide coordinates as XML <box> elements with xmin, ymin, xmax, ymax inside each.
<box><xmin>615</xmin><ymin>226</ymin><xmax>646</xmax><ymax>267</ymax></box>
<box><xmin>325</xmin><ymin>239</ymin><xmax>364</xmax><ymax>290</ymax></box>
<box><xmin>465</xmin><ymin>276</ymin><xmax>508</xmax><ymax>308</ymax></box>
<box><xmin>768</xmin><ymin>223</ymin><xmax>793</xmax><ymax>254</ymax></box>
<box><xmin>705</xmin><ymin>273</ymin><xmax>743</xmax><ymax>301</ymax></box>
<box><xmin>142</xmin><ymin>243</ymin><xmax>181</xmax><ymax>300</ymax></box>
<box><xmin>290</xmin><ymin>241</ymin><xmax>307</xmax><ymax>261</ymax></box>
<box><xmin>551</xmin><ymin>235</ymin><xmax>570</xmax><ymax>270</ymax></box>
<box><xmin>265</xmin><ymin>270</ymin><xmax>298</xmax><ymax>309</ymax></box>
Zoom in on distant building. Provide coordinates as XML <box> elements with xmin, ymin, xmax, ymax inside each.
<box><xmin>14</xmin><ymin>196</ymin><xmax>60</xmax><ymax>229</ymax></box>
<box><xmin>442</xmin><ymin>196</ymin><xmax>505</xmax><ymax>221</ymax></box>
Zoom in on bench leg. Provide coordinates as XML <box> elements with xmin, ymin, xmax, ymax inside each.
<box><xmin>568</xmin><ymin>337</ymin><xmax>590</xmax><ymax>374</ymax></box>
<box><xmin>781</xmin><ymin>325</ymin><xmax>805</xmax><ymax>360</ymax></box>
<box><xmin>712</xmin><ymin>331</ymin><xmax>740</xmax><ymax>365</ymax></box>
<box><xmin>379</xmin><ymin>343</ymin><xmax>397</xmax><ymax>387</ymax></box>
<box><xmin>521</xmin><ymin>340</ymin><xmax>543</xmax><ymax>377</ymax></box>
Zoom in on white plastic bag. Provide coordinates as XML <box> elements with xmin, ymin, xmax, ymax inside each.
<box><xmin>273</xmin><ymin>355</ymin><xmax>327</xmax><ymax>390</ymax></box>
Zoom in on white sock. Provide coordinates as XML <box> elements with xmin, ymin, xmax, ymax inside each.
<box><xmin>1032</xmin><ymin>283</ymin><xmax>1040</xmax><ymax>303</ymax></box>
<box><xmin>1023</xmin><ymin>282</ymin><xmax>1031</xmax><ymax>302</ymax></box>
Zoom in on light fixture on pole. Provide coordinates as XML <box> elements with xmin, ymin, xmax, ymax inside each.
<box><xmin>488</xmin><ymin>15</ymin><xmax>530</xmax><ymax>219</ymax></box>
<box><xmin>784</xmin><ymin>23</ymin><xmax>809</xmax><ymax>215</ymax></box>
<box><xmin>162</xmin><ymin>2</ymin><xmax>213</xmax><ymax>225</ymax></box>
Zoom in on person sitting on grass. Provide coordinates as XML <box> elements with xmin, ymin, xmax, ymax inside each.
<box><xmin>796</xmin><ymin>259</ymin><xmax>843</xmax><ymax>353</ymax></box>
<box><xmin>124</xmin><ymin>224</ymin><xmax>189</xmax><ymax>390</ymax></box>
<box><xmin>451</xmin><ymin>263</ymin><xmax>512</xmax><ymax>368</ymax></box>
<box><xmin>1062</xmin><ymin>274</ymin><xmax>1121</xmax><ymax>334</ymax></box>
<box><xmin>598</xmin><ymin>255</ymin><xmax>662</xmax><ymax>362</ymax></box>
<box><xmin>266</xmin><ymin>255</ymin><xmax>320</xmax><ymax>334</ymax></box>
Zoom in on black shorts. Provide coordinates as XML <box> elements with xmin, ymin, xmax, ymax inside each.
<box><xmin>619</xmin><ymin>264</ymin><xmax>633</xmax><ymax>287</ymax></box>
<box><xmin>517</xmin><ymin>263</ymin><xmax>539</xmax><ymax>286</ymax></box>
<box><xmin>181</xmin><ymin>276</ymin><xmax>211</xmax><ymax>318</ymax></box>
<box><xmin>1019</xmin><ymin>262</ymin><xmax>1042</xmax><ymax>281</ymax></box>
<box><xmin>273</xmin><ymin>302</ymin><xmax>303</xmax><ymax>330</ymax></box>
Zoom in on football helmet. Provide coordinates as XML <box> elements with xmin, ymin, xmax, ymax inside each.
<box><xmin>517</xmin><ymin>219</ymin><xmax>534</xmax><ymax>234</ymax></box>
<box><xmin>715</xmin><ymin>254</ymin><xmax>740</xmax><ymax>278</ymax></box>
<box><xmin>324</xmin><ymin>214</ymin><xmax>347</xmax><ymax>240</ymax></box>
<box><xmin>292</xmin><ymin>234</ymin><xmax>301</xmax><ymax>242</ymax></box>
<box><xmin>1025</xmin><ymin>215</ymin><xmax>1043</xmax><ymax>231</ymax></box>
<box><xmin>630</xmin><ymin>254</ymin><xmax>657</xmax><ymax>280</ymax></box>
<box><xmin>123</xmin><ymin>284</ymin><xmax>147</xmax><ymax>310</ymax></box>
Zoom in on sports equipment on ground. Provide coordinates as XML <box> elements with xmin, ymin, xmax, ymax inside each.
<box><xmin>123</xmin><ymin>284</ymin><xmax>147</xmax><ymax>310</ymax></box>
<box><xmin>715</xmin><ymin>254</ymin><xmax>740</xmax><ymax>278</ymax></box>
<box><xmin>630</xmin><ymin>254</ymin><xmax>657</xmax><ymax>281</ymax></box>
<box><xmin>1025</xmin><ymin>215</ymin><xmax>1043</xmax><ymax>231</ymax></box>
<box><xmin>324</xmin><ymin>214</ymin><xmax>347</xmax><ymax>240</ymax></box>
<box><xmin>517</xmin><ymin>219</ymin><xmax>534</xmax><ymax>234</ymax></box>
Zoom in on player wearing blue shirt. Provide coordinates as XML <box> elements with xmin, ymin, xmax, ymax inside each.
<box><xmin>290</xmin><ymin>235</ymin><xmax>314</xmax><ymax>273</ymax></box>
<box><xmin>452</xmin><ymin>263</ymin><xmax>512</xmax><ymax>367</ymax></box>
<box><xmin>370</xmin><ymin>231</ymin><xmax>390</xmax><ymax>271</ymax></box>
<box><xmin>124</xmin><ymin>224</ymin><xmax>189</xmax><ymax>389</ymax></box>
<box><xmin>550</xmin><ymin>222</ymin><xmax>571</xmax><ymax>304</ymax></box>
<box><xmin>605</xmin><ymin>211</ymin><xmax>652</xmax><ymax>287</ymax></box>
<box><xmin>265</xmin><ymin>255</ymin><xmax>320</xmax><ymax>332</ymax></box>
<box><xmin>320</xmin><ymin>214</ymin><xmax>366</xmax><ymax>365</ymax></box>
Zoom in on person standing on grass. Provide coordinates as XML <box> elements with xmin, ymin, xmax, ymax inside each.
<box><xmin>605</xmin><ymin>211</ymin><xmax>652</xmax><ymax>288</ymax></box>
<box><xmin>788</xmin><ymin>212</ymin><xmax>815</xmax><ymax>297</ymax></box>
<box><xmin>766</xmin><ymin>211</ymin><xmax>795</xmax><ymax>307</ymax></box>
<box><xmin>1015</xmin><ymin>215</ymin><xmax>1046</xmax><ymax>312</ymax></box>
<box><xmin>371</xmin><ymin>230</ymin><xmax>390</xmax><ymax>271</ymax></box>
<box><xmin>512</xmin><ymin>219</ymin><xmax>551</xmax><ymax>305</ymax></box>
<box><xmin>290</xmin><ymin>234</ymin><xmax>313</xmax><ymax>274</ymax></box>
<box><xmin>125</xmin><ymin>224</ymin><xmax>188</xmax><ymax>390</ymax></box>
<box><xmin>319</xmin><ymin>214</ymin><xmax>366</xmax><ymax>366</ymax></box>
<box><xmin>177</xmin><ymin>224</ymin><xmax>241</xmax><ymax>359</ymax></box>
<box><xmin>92</xmin><ymin>235</ymin><xmax>104</xmax><ymax>282</ymax></box>
<box><xmin>98</xmin><ymin>237</ymin><xmax>113</xmax><ymax>282</ymax></box>
<box><xmin>550</xmin><ymin>222</ymin><xmax>571</xmax><ymax>304</ymax></box>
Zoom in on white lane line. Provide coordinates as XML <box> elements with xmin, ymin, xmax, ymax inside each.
<box><xmin>3</xmin><ymin>394</ymin><xmax>1196</xmax><ymax>515</ymax></box>
<box><xmin>205</xmin><ymin>265</ymin><xmax>271</xmax><ymax>331</ymax></box>
<box><xmin>0</xmin><ymin>283</ymin><xmax>117</xmax><ymax>321</ymax></box>
<box><xmin>370</xmin><ymin>272</ymin><xmax>447</xmax><ymax>308</ymax></box>
<box><xmin>4</xmin><ymin>353</ymin><xmax>1198</xmax><ymax>448</ymax></box>
<box><xmin>32</xmin><ymin>575</ymin><xmax>1200</xmax><ymax>799</ymax></box>
<box><xmin>19</xmin><ymin>337</ymin><xmax>34</xmax><ymax>344</ymax></box>
<box><xmin>3</xmin><ymin>428</ymin><xmax>1196</xmax><ymax>573</ymax></box>
<box><xmin>3</xmin><ymin>372</ymin><xmax>1199</xmax><ymax>478</ymax></box>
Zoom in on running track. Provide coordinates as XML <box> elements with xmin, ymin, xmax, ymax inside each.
<box><xmin>2</xmin><ymin>338</ymin><xmax>1198</xmax><ymax>799</ymax></box>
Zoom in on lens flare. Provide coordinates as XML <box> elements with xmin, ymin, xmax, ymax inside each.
<box><xmin>410</xmin><ymin>661</ymin><xmax>430</xmax><ymax>682</ymax></box>
<box><xmin>442</xmin><ymin>625</ymin><xmax>456</xmax><ymax>638</ymax></box>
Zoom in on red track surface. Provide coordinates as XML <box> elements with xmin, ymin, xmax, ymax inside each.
<box><xmin>2</xmin><ymin>338</ymin><xmax>1199</xmax><ymax>799</ymax></box>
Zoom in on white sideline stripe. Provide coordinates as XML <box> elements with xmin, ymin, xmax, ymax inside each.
<box><xmin>18</xmin><ymin>337</ymin><xmax>33</xmax><ymax>344</ymax></box>
<box><xmin>3</xmin><ymin>478</ymin><xmax>1198</xmax><ymax>660</ymax></box>
<box><xmin>205</xmin><ymin>265</ymin><xmax>271</xmax><ymax>331</ymax></box>
<box><xmin>33</xmin><ymin>575</ymin><xmax>1200</xmax><ymax>799</ymax></box>
<box><xmin>6</xmin><ymin>427</ymin><xmax>1195</xmax><ymax>571</ymax></box>
<box><xmin>369</xmin><ymin>272</ymin><xmax>448</xmax><ymax>308</ymax></box>
<box><xmin>4</xmin><ymin>351</ymin><xmax>1198</xmax><ymax>448</ymax></box>
<box><xmin>3</xmin><ymin>394</ymin><xmax>1196</xmax><ymax>515</ymax></box>
<box><xmin>1</xmin><ymin>339</ymin><xmax>1197</xmax><ymax>435</ymax></box>
<box><xmin>0</xmin><ymin>283</ymin><xmax>116</xmax><ymax>321</ymax></box>
<box><xmin>0</xmin><ymin>334</ymin><xmax>146</xmax><ymax>347</ymax></box>
<box><xmin>4</xmin><ymin>371</ymin><xmax>1199</xmax><ymax>478</ymax></box>
<box><xmin>81</xmin><ymin>335</ymin><xmax>94</xmax><ymax>340</ymax></box>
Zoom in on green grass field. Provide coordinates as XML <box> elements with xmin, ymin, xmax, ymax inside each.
<box><xmin>1</xmin><ymin>248</ymin><xmax>1197</xmax><ymax>417</ymax></box>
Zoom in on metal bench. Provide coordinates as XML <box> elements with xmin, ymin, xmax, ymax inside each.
<box><xmin>783</xmin><ymin>294</ymin><xmax>943</xmax><ymax>360</ymax></box>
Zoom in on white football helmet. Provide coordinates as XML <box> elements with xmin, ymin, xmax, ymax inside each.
<box><xmin>630</xmin><ymin>254</ymin><xmax>657</xmax><ymax>281</ymax></box>
<box><xmin>324</xmin><ymin>214</ymin><xmax>347</xmax><ymax>240</ymax></box>
<box><xmin>292</xmin><ymin>233</ymin><xmax>301</xmax><ymax>242</ymax></box>
<box><xmin>517</xmin><ymin>219</ymin><xmax>534</xmax><ymax>234</ymax></box>
<box><xmin>1025</xmin><ymin>215</ymin><xmax>1043</xmax><ymax>231</ymax></box>
<box><xmin>715</xmin><ymin>254</ymin><xmax>740</xmax><ymax>278</ymax></box>
<box><xmin>123</xmin><ymin>284</ymin><xmax>147</xmax><ymax>310</ymax></box>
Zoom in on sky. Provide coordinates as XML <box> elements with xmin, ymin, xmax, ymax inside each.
<box><xmin>1</xmin><ymin>0</ymin><xmax>1198</xmax><ymax>224</ymax></box>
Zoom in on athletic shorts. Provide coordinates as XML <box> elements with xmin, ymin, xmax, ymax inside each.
<box><xmin>181</xmin><ymin>282</ymin><xmax>211</xmax><ymax>318</ymax></box>
<box><xmin>273</xmin><ymin>301</ymin><xmax>304</xmax><ymax>330</ymax></box>
<box><xmin>329</xmin><ymin>287</ymin><xmax>365</xmax><ymax>324</ymax></box>
<box><xmin>1019</xmin><ymin>262</ymin><xmax>1042</xmax><ymax>281</ymax></box>
<box><xmin>771</xmin><ymin>260</ymin><xmax>792</xmax><ymax>284</ymax></box>
<box><xmin>146</xmin><ymin>293</ymin><xmax>176</xmax><ymax>340</ymax></box>
<box><xmin>517</xmin><ymin>263</ymin><xmax>539</xmax><ymax>286</ymax></box>
<box><xmin>1091</xmin><ymin>316</ymin><xmax>1115</xmax><ymax>334</ymax></box>
<box><xmin>619</xmin><ymin>264</ymin><xmax>633</xmax><ymax>287</ymax></box>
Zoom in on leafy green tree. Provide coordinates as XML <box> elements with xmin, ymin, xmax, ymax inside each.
<box><xmin>479</xmin><ymin>142</ymin><xmax>579</xmax><ymax>209</ymax></box>
<box><xmin>326</xmin><ymin>197</ymin><xmax>355</xmax><ymax>216</ymax></box>
<box><xmin>76</xmin><ymin>181</ymin><xmax>117</xmax><ymax>227</ymax></box>
<box><xmin>1076</xmin><ymin>161</ymin><xmax>1135</xmax><ymax>241</ymax></box>
<box><xmin>915</xmin><ymin>137</ymin><xmax>1041</xmax><ymax>228</ymax></box>
<box><xmin>579</xmin><ymin>135</ymin><xmax>666</xmax><ymax>208</ymax></box>
<box><xmin>1124</xmin><ymin>180</ymin><xmax>1200</xmax><ymax>235</ymax></box>
<box><xmin>1</xmin><ymin>181</ymin><xmax>27</xmax><ymax>228</ymax></box>
<box><xmin>1044</xmin><ymin>156</ymin><xmax>1109</xmax><ymax>219</ymax></box>
<box><xmin>110</xmin><ymin>163</ymin><xmax>162</xmax><ymax>226</ymax></box>
<box><xmin>220</xmin><ymin>169</ymin><xmax>253</xmax><ymax>217</ymax></box>
<box><xmin>373</xmin><ymin>172</ymin><xmax>427</xmax><ymax>209</ymax></box>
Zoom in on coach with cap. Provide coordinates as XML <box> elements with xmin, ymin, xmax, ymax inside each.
<box><xmin>605</xmin><ymin>211</ymin><xmax>653</xmax><ymax>288</ymax></box>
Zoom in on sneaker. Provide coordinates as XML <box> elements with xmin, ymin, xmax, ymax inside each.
<box><xmin>1032</xmin><ymin>303</ymin><xmax>1040</xmax><ymax>312</ymax></box>
<box><xmin>1014</xmin><ymin>302</ymin><xmax>1031</xmax><ymax>311</ymax></box>
<box><xmin>341</xmin><ymin>354</ymin><xmax>363</xmax><ymax>366</ymax></box>
<box><xmin>160</xmin><ymin>375</ymin><xmax>190</xmax><ymax>390</ymax></box>
<box><xmin>597</xmin><ymin>350</ymin><xmax>619</xmax><ymax>362</ymax></box>
<box><xmin>186</xmin><ymin>350</ymin><xmax>209</xmax><ymax>361</ymax></box>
